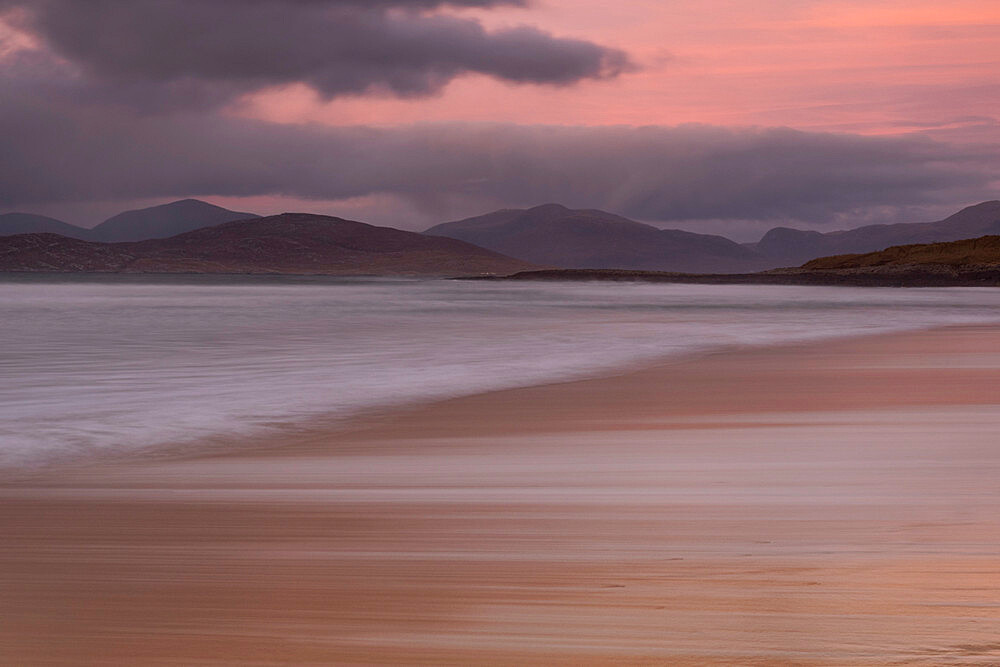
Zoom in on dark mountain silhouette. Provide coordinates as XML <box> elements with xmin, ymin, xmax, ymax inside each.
<box><xmin>0</xmin><ymin>213</ymin><xmax>536</xmax><ymax>277</ymax></box>
<box><xmin>425</xmin><ymin>203</ymin><xmax>771</xmax><ymax>273</ymax></box>
<box><xmin>753</xmin><ymin>201</ymin><xmax>1000</xmax><ymax>266</ymax></box>
<box><xmin>89</xmin><ymin>199</ymin><xmax>259</xmax><ymax>242</ymax></box>
<box><xmin>0</xmin><ymin>213</ymin><xmax>94</xmax><ymax>239</ymax></box>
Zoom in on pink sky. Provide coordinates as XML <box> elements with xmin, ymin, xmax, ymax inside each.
<box><xmin>239</xmin><ymin>0</ymin><xmax>1000</xmax><ymax>135</ymax></box>
<box><xmin>2</xmin><ymin>0</ymin><xmax>997</xmax><ymax>233</ymax></box>
<box><xmin>210</xmin><ymin>0</ymin><xmax>998</xmax><ymax>234</ymax></box>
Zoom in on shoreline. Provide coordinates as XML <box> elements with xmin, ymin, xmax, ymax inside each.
<box><xmin>4</xmin><ymin>324</ymin><xmax>1000</xmax><ymax>664</ymax></box>
<box><xmin>14</xmin><ymin>276</ymin><xmax>1000</xmax><ymax>478</ymax></box>
<box><xmin>478</xmin><ymin>267</ymin><xmax>1000</xmax><ymax>287</ymax></box>
<box><xmin>3</xmin><ymin>319</ymin><xmax>993</xmax><ymax>478</ymax></box>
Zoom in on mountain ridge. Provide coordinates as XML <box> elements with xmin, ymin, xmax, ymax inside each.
<box><xmin>0</xmin><ymin>213</ymin><xmax>537</xmax><ymax>277</ymax></box>
<box><xmin>0</xmin><ymin>199</ymin><xmax>260</xmax><ymax>242</ymax></box>
<box><xmin>89</xmin><ymin>199</ymin><xmax>260</xmax><ymax>242</ymax></box>
<box><xmin>6</xmin><ymin>199</ymin><xmax>1000</xmax><ymax>270</ymax></box>
<box><xmin>753</xmin><ymin>201</ymin><xmax>1000</xmax><ymax>265</ymax></box>
<box><xmin>426</xmin><ymin>203</ymin><xmax>772</xmax><ymax>273</ymax></box>
<box><xmin>0</xmin><ymin>212</ymin><xmax>94</xmax><ymax>240</ymax></box>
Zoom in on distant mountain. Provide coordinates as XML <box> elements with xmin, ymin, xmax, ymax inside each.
<box><xmin>425</xmin><ymin>203</ymin><xmax>771</xmax><ymax>273</ymax></box>
<box><xmin>89</xmin><ymin>199</ymin><xmax>259</xmax><ymax>242</ymax></box>
<box><xmin>0</xmin><ymin>213</ymin><xmax>93</xmax><ymax>240</ymax></box>
<box><xmin>0</xmin><ymin>213</ymin><xmax>537</xmax><ymax>277</ymax></box>
<box><xmin>754</xmin><ymin>201</ymin><xmax>1000</xmax><ymax>266</ymax></box>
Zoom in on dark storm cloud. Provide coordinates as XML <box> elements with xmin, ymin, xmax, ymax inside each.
<box><xmin>1</xmin><ymin>0</ymin><xmax>629</xmax><ymax>103</ymax></box>
<box><xmin>1</xmin><ymin>72</ymin><xmax>994</xmax><ymax>222</ymax></box>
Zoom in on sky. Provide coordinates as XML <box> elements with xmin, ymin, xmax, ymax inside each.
<box><xmin>0</xmin><ymin>0</ymin><xmax>998</xmax><ymax>240</ymax></box>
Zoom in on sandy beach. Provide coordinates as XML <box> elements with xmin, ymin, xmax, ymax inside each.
<box><xmin>3</xmin><ymin>325</ymin><xmax>1000</xmax><ymax>665</ymax></box>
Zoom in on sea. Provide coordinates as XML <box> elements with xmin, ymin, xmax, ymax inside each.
<box><xmin>3</xmin><ymin>273</ymin><xmax>1000</xmax><ymax>467</ymax></box>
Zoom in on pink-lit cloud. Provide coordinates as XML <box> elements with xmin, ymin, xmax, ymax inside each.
<box><xmin>238</xmin><ymin>0</ymin><xmax>1000</xmax><ymax>136</ymax></box>
<box><xmin>0</xmin><ymin>0</ymin><xmax>998</xmax><ymax>234</ymax></box>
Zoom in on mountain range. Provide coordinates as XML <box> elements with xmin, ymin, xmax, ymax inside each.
<box><xmin>0</xmin><ymin>213</ymin><xmax>535</xmax><ymax>277</ymax></box>
<box><xmin>425</xmin><ymin>203</ymin><xmax>771</xmax><ymax>273</ymax></box>
<box><xmin>751</xmin><ymin>201</ymin><xmax>1000</xmax><ymax>266</ymax></box>
<box><xmin>2</xmin><ymin>198</ymin><xmax>1000</xmax><ymax>275</ymax></box>
<box><xmin>0</xmin><ymin>199</ymin><xmax>257</xmax><ymax>243</ymax></box>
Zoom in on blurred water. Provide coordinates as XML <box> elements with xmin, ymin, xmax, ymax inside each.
<box><xmin>3</xmin><ymin>274</ymin><xmax>1000</xmax><ymax>466</ymax></box>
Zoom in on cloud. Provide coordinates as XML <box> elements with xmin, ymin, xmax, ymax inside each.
<box><xmin>1</xmin><ymin>0</ymin><xmax>630</xmax><ymax>106</ymax></box>
<box><xmin>2</xmin><ymin>1</ymin><xmax>996</xmax><ymax>232</ymax></box>
<box><xmin>1</xmin><ymin>69</ymin><xmax>995</xmax><ymax>224</ymax></box>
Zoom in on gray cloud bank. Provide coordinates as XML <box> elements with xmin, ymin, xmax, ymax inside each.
<box><xmin>0</xmin><ymin>1</ymin><xmax>995</xmax><ymax>228</ymax></box>
<box><xmin>2</xmin><ymin>70</ymin><xmax>994</xmax><ymax>224</ymax></box>
<box><xmin>1</xmin><ymin>0</ymin><xmax>629</xmax><ymax>104</ymax></box>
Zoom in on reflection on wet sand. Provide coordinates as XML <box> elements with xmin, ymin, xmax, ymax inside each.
<box><xmin>3</xmin><ymin>326</ymin><xmax>1000</xmax><ymax>665</ymax></box>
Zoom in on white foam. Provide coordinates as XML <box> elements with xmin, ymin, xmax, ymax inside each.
<box><xmin>3</xmin><ymin>276</ymin><xmax>1000</xmax><ymax>466</ymax></box>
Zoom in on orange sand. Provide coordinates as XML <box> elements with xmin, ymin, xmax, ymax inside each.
<box><xmin>3</xmin><ymin>326</ymin><xmax>1000</xmax><ymax>665</ymax></box>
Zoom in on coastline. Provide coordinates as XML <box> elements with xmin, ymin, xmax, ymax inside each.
<box><xmin>4</xmin><ymin>324</ymin><xmax>1000</xmax><ymax>664</ymax></box>
<box><xmin>481</xmin><ymin>267</ymin><xmax>1000</xmax><ymax>287</ymax></box>
<box><xmin>5</xmin><ymin>319</ymin><xmax>998</xmax><ymax>476</ymax></box>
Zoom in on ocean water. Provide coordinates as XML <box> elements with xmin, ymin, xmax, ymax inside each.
<box><xmin>3</xmin><ymin>274</ymin><xmax>1000</xmax><ymax>467</ymax></box>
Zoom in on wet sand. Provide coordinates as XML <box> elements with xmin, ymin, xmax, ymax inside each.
<box><xmin>3</xmin><ymin>326</ymin><xmax>1000</xmax><ymax>665</ymax></box>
